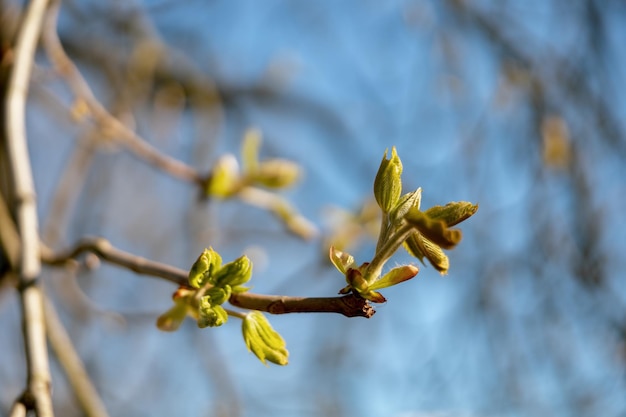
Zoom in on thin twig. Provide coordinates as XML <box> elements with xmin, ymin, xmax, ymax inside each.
<box><xmin>41</xmin><ymin>237</ymin><xmax>375</xmax><ymax>318</ymax></box>
<box><xmin>44</xmin><ymin>297</ymin><xmax>110</xmax><ymax>417</ymax></box>
<box><xmin>4</xmin><ymin>0</ymin><xmax>54</xmax><ymax>415</ymax></box>
<box><xmin>40</xmin><ymin>238</ymin><xmax>188</xmax><ymax>287</ymax></box>
<box><xmin>40</xmin><ymin>2</ymin><xmax>204</xmax><ymax>186</ymax></box>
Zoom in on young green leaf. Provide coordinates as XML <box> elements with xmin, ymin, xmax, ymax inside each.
<box><xmin>369</xmin><ymin>264</ymin><xmax>419</xmax><ymax>291</ymax></box>
<box><xmin>242</xmin><ymin>311</ymin><xmax>289</xmax><ymax>366</ymax></box>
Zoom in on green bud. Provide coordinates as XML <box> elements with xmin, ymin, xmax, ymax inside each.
<box><xmin>254</xmin><ymin>159</ymin><xmax>301</xmax><ymax>189</ymax></box>
<box><xmin>369</xmin><ymin>264</ymin><xmax>419</xmax><ymax>291</ymax></box>
<box><xmin>204</xmin><ymin>286</ymin><xmax>232</xmax><ymax>305</ymax></box>
<box><xmin>373</xmin><ymin>147</ymin><xmax>403</xmax><ymax>213</ymax></box>
<box><xmin>242</xmin><ymin>311</ymin><xmax>289</xmax><ymax>366</ymax></box>
<box><xmin>197</xmin><ymin>297</ymin><xmax>228</xmax><ymax>328</ymax></box>
<box><xmin>329</xmin><ymin>246</ymin><xmax>355</xmax><ymax>274</ymax></box>
<box><xmin>423</xmin><ymin>201</ymin><xmax>478</xmax><ymax>226</ymax></box>
<box><xmin>390</xmin><ymin>187</ymin><xmax>422</xmax><ymax>223</ymax></box>
<box><xmin>206</xmin><ymin>154</ymin><xmax>240</xmax><ymax>197</ymax></box>
<box><xmin>404</xmin><ymin>233</ymin><xmax>450</xmax><ymax>275</ymax></box>
<box><xmin>212</xmin><ymin>255</ymin><xmax>253</xmax><ymax>287</ymax></box>
<box><xmin>404</xmin><ymin>208</ymin><xmax>462</xmax><ymax>249</ymax></box>
<box><xmin>189</xmin><ymin>248</ymin><xmax>222</xmax><ymax>289</ymax></box>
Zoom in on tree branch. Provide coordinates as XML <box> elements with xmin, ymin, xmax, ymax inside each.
<box><xmin>40</xmin><ymin>2</ymin><xmax>205</xmax><ymax>186</ymax></box>
<box><xmin>3</xmin><ymin>0</ymin><xmax>54</xmax><ymax>415</ymax></box>
<box><xmin>41</xmin><ymin>237</ymin><xmax>375</xmax><ymax>318</ymax></box>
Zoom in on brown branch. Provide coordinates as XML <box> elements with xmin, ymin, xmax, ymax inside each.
<box><xmin>40</xmin><ymin>238</ymin><xmax>188</xmax><ymax>287</ymax></box>
<box><xmin>4</xmin><ymin>0</ymin><xmax>54</xmax><ymax>415</ymax></box>
<box><xmin>40</xmin><ymin>2</ymin><xmax>205</xmax><ymax>186</ymax></box>
<box><xmin>229</xmin><ymin>292</ymin><xmax>374</xmax><ymax>318</ymax></box>
<box><xmin>41</xmin><ymin>237</ymin><xmax>375</xmax><ymax>318</ymax></box>
<box><xmin>43</xmin><ymin>297</ymin><xmax>110</xmax><ymax>417</ymax></box>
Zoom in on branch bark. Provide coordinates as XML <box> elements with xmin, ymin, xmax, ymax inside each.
<box><xmin>41</xmin><ymin>237</ymin><xmax>375</xmax><ymax>318</ymax></box>
<box><xmin>3</xmin><ymin>0</ymin><xmax>54</xmax><ymax>415</ymax></box>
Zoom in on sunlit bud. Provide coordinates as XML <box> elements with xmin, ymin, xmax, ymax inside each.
<box><xmin>188</xmin><ymin>248</ymin><xmax>222</xmax><ymax>289</ymax></box>
<box><xmin>205</xmin><ymin>154</ymin><xmax>240</xmax><ymax>197</ymax></box>
<box><xmin>212</xmin><ymin>255</ymin><xmax>253</xmax><ymax>287</ymax></box>
<box><xmin>373</xmin><ymin>147</ymin><xmax>403</xmax><ymax>213</ymax></box>
<box><xmin>242</xmin><ymin>311</ymin><xmax>289</xmax><ymax>366</ymax></box>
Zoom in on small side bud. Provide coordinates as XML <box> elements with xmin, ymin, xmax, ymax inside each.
<box><xmin>197</xmin><ymin>297</ymin><xmax>228</xmax><ymax>328</ymax></box>
<box><xmin>213</xmin><ymin>255</ymin><xmax>253</xmax><ymax>287</ymax></box>
<box><xmin>242</xmin><ymin>311</ymin><xmax>289</xmax><ymax>366</ymax></box>
<box><xmin>373</xmin><ymin>147</ymin><xmax>403</xmax><ymax>213</ymax></box>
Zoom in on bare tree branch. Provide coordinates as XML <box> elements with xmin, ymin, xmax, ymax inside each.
<box><xmin>40</xmin><ymin>2</ymin><xmax>205</xmax><ymax>186</ymax></box>
<box><xmin>44</xmin><ymin>298</ymin><xmax>110</xmax><ymax>417</ymax></box>
<box><xmin>41</xmin><ymin>237</ymin><xmax>375</xmax><ymax>318</ymax></box>
<box><xmin>3</xmin><ymin>0</ymin><xmax>54</xmax><ymax>415</ymax></box>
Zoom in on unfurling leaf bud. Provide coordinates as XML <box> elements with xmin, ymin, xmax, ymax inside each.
<box><xmin>373</xmin><ymin>147</ymin><xmax>403</xmax><ymax>213</ymax></box>
<box><xmin>390</xmin><ymin>187</ymin><xmax>422</xmax><ymax>223</ymax></box>
<box><xmin>189</xmin><ymin>248</ymin><xmax>222</xmax><ymax>289</ymax></box>
<box><xmin>423</xmin><ymin>202</ymin><xmax>478</xmax><ymax>226</ymax></box>
<box><xmin>197</xmin><ymin>297</ymin><xmax>228</xmax><ymax>328</ymax></box>
<box><xmin>404</xmin><ymin>208</ymin><xmax>462</xmax><ymax>249</ymax></box>
<box><xmin>212</xmin><ymin>255</ymin><xmax>253</xmax><ymax>287</ymax></box>
<box><xmin>204</xmin><ymin>286</ymin><xmax>232</xmax><ymax>305</ymax></box>
<box><xmin>329</xmin><ymin>246</ymin><xmax>355</xmax><ymax>274</ymax></box>
<box><xmin>254</xmin><ymin>159</ymin><xmax>301</xmax><ymax>189</ymax></box>
<box><xmin>404</xmin><ymin>233</ymin><xmax>450</xmax><ymax>275</ymax></box>
<box><xmin>242</xmin><ymin>311</ymin><xmax>289</xmax><ymax>365</ymax></box>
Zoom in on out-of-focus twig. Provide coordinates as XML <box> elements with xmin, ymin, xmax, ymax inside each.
<box><xmin>3</xmin><ymin>0</ymin><xmax>54</xmax><ymax>415</ymax></box>
<box><xmin>41</xmin><ymin>237</ymin><xmax>375</xmax><ymax>318</ymax></box>
<box><xmin>43</xmin><ymin>297</ymin><xmax>110</xmax><ymax>417</ymax></box>
<box><xmin>41</xmin><ymin>2</ymin><xmax>205</xmax><ymax>186</ymax></box>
